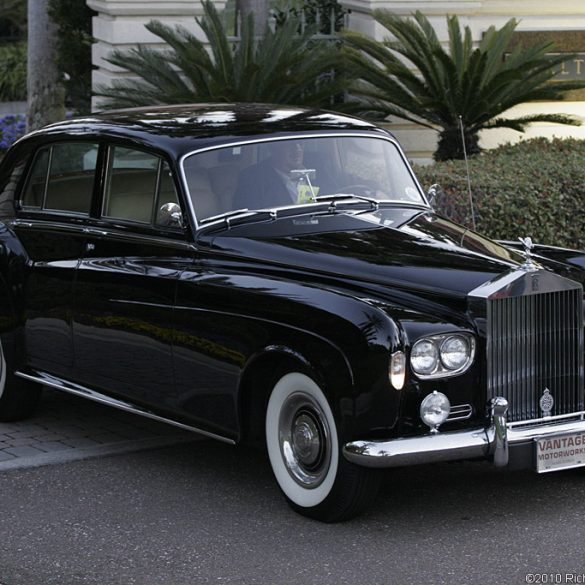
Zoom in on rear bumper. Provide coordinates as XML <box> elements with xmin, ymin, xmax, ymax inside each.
<box><xmin>343</xmin><ymin>397</ymin><xmax>585</xmax><ymax>469</ymax></box>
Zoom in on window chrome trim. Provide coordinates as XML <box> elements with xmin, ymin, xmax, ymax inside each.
<box><xmin>178</xmin><ymin>133</ymin><xmax>431</xmax><ymax>231</ymax></box>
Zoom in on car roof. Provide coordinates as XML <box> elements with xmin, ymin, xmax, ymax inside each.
<box><xmin>19</xmin><ymin>103</ymin><xmax>389</xmax><ymax>160</ymax></box>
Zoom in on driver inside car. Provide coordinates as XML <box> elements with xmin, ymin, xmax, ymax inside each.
<box><xmin>234</xmin><ymin>141</ymin><xmax>315</xmax><ymax>210</ymax></box>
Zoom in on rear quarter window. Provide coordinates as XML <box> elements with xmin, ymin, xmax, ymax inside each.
<box><xmin>21</xmin><ymin>142</ymin><xmax>99</xmax><ymax>215</ymax></box>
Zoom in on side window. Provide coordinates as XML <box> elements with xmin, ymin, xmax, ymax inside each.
<box><xmin>0</xmin><ymin>148</ymin><xmax>31</xmax><ymax>218</ymax></box>
<box><xmin>104</xmin><ymin>146</ymin><xmax>180</xmax><ymax>227</ymax></box>
<box><xmin>21</xmin><ymin>148</ymin><xmax>50</xmax><ymax>208</ymax></box>
<box><xmin>21</xmin><ymin>142</ymin><xmax>99</xmax><ymax>214</ymax></box>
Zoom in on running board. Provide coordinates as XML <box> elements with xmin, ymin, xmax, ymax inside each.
<box><xmin>15</xmin><ymin>370</ymin><xmax>236</xmax><ymax>445</ymax></box>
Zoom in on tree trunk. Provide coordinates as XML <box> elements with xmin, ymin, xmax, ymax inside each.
<box><xmin>27</xmin><ymin>0</ymin><xmax>64</xmax><ymax>132</ymax></box>
<box><xmin>435</xmin><ymin>126</ymin><xmax>481</xmax><ymax>162</ymax></box>
<box><xmin>236</xmin><ymin>0</ymin><xmax>269</xmax><ymax>36</ymax></box>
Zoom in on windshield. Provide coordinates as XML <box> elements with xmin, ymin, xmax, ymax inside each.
<box><xmin>182</xmin><ymin>135</ymin><xmax>426</xmax><ymax>222</ymax></box>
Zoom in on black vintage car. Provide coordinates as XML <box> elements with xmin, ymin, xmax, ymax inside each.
<box><xmin>0</xmin><ymin>104</ymin><xmax>584</xmax><ymax>522</ymax></box>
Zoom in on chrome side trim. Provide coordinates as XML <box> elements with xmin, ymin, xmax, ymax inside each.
<box><xmin>10</xmin><ymin>219</ymin><xmax>194</xmax><ymax>251</ymax></box>
<box><xmin>16</xmin><ymin>370</ymin><xmax>235</xmax><ymax>445</ymax></box>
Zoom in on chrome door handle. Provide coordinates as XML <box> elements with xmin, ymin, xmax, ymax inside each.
<box><xmin>85</xmin><ymin>242</ymin><xmax>95</xmax><ymax>252</ymax></box>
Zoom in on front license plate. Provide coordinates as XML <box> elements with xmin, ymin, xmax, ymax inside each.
<box><xmin>535</xmin><ymin>432</ymin><xmax>585</xmax><ymax>473</ymax></box>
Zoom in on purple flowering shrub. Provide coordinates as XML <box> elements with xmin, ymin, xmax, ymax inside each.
<box><xmin>0</xmin><ymin>115</ymin><xmax>26</xmax><ymax>152</ymax></box>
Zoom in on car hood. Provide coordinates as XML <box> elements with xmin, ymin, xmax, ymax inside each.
<box><xmin>199</xmin><ymin>207</ymin><xmax>525</xmax><ymax>300</ymax></box>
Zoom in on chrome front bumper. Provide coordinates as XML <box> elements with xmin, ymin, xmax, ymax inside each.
<box><xmin>343</xmin><ymin>397</ymin><xmax>585</xmax><ymax>469</ymax></box>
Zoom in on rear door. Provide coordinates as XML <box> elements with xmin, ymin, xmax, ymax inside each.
<box><xmin>14</xmin><ymin>141</ymin><xmax>100</xmax><ymax>377</ymax></box>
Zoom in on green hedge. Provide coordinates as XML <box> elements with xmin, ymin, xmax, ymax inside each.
<box><xmin>413</xmin><ymin>138</ymin><xmax>585</xmax><ymax>251</ymax></box>
<box><xmin>0</xmin><ymin>42</ymin><xmax>26</xmax><ymax>101</ymax></box>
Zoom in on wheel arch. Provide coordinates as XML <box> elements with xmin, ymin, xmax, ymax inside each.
<box><xmin>237</xmin><ymin>339</ymin><xmax>354</xmax><ymax>447</ymax></box>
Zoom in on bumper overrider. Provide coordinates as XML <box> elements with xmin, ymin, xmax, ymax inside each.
<box><xmin>343</xmin><ymin>397</ymin><xmax>585</xmax><ymax>469</ymax></box>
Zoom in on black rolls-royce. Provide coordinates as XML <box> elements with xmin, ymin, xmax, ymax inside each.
<box><xmin>0</xmin><ymin>104</ymin><xmax>584</xmax><ymax>522</ymax></box>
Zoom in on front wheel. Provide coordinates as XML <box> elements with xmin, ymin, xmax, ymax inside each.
<box><xmin>265</xmin><ymin>372</ymin><xmax>379</xmax><ymax>522</ymax></box>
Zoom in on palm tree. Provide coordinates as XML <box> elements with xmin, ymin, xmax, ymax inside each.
<box><xmin>27</xmin><ymin>0</ymin><xmax>65</xmax><ymax>131</ymax></box>
<box><xmin>344</xmin><ymin>11</ymin><xmax>585</xmax><ymax>161</ymax></box>
<box><xmin>95</xmin><ymin>0</ymin><xmax>347</xmax><ymax>110</ymax></box>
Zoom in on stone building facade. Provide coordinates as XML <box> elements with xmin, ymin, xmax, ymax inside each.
<box><xmin>87</xmin><ymin>0</ymin><xmax>585</xmax><ymax>162</ymax></box>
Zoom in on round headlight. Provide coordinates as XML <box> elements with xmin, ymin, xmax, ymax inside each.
<box><xmin>440</xmin><ymin>335</ymin><xmax>471</xmax><ymax>371</ymax></box>
<box><xmin>420</xmin><ymin>391</ymin><xmax>451</xmax><ymax>431</ymax></box>
<box><xmin>410</xmin><ymin>339</ymin><xmax>439</xmax><ymax>375</ymax></box>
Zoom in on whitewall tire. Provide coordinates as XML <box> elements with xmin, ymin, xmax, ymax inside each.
<box><xmin>265</xmin><ymin>372</ymin><xmax>379</xmax><ymax>522</ymax></box>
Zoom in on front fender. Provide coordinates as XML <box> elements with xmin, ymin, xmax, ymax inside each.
<box><xmin>174</xmin><ymin>269</ymin><xmax>403</xmax><ymax>441</ymax></box>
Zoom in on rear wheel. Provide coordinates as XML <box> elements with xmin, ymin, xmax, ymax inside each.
<box><xmin>265</xmin><ymin>372</ymin><xmax>379</xmax><ymax>522</ymax></box>
<box><xmin>0</xmin><ymin>341</ymin><xmax>41</xmax><ymax>422</ymax></box>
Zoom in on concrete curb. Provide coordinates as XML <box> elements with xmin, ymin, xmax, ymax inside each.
<box><xmin>0</xmin><ymin>434</ymin><xmax>199</xmax><ymax>472</ymax></box>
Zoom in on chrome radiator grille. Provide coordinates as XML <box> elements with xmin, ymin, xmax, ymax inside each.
<box><xmin>486</xmin><ymin>289</ymin><xmax>585</xmax><ymax>422</ymax></box>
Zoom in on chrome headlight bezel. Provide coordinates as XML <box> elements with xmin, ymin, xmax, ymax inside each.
<box><xmin>410</xmin><ymin>333</ymin><xmax>475</xmax><ymax>379</ymax></box>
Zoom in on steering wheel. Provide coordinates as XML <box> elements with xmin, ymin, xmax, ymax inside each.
<box><xmin>337</xmin><ymin>184</ymin><xmax>389</xmax><ymax>199</ymax></box>
<box><xmin>338</xmin><ymin>184</ymin><xmax>374</xmax><ymax>196</ymax></box>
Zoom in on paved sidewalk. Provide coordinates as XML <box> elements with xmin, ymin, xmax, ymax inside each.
<box><xmin>0</xmin><ymin>387</ymin><xmax>198</xmax><ymax>471</ymax></box>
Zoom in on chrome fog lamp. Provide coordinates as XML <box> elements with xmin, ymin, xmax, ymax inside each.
<box><xmin>420</xmin><ymin>391</ymin><xmax>450</xmax><ymax>433</ymax></box>
<box><xmin>440</xmin><ymin>335</ymin><xmax>471</xmax><ymax>370</ymax></box>
<box><xmin>410</xmin><ymin>339</ymin><xmax>439</xmax><ymax>375</ymax></box>
<box><xmin>389</xmin><ymin>351</ymin><xmax>406</xmax><ymax>390</ymax></box>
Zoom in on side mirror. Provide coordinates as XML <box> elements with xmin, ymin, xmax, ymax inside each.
<box><xmin>159</xmin><ymin>202</ymin><xmax>184</xmax><ymax>228</ymax></box>
<box><xmin>427</xmin><ymin>183</ymin><xmax>444</xmax><ymax>207</ymax></box>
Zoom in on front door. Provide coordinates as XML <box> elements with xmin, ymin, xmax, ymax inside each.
<box><xmin>73</xmin><ymin>145</ymin><xmax>188</xmax><ymax>409</ymax></box>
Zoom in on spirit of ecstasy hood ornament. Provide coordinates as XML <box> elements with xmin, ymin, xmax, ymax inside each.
<box><xmin>518</xmin><ymin>236</ymin><xmax>538</xmax><ymax>271</ymax></box>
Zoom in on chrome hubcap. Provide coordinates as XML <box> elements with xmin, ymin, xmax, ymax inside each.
<box><xmin>292</xmin><ymin>412</ymin><xmax>323</xmax><ymax>468</ymax></box>
<box><xmin>279</xmin><ymin>392</ymin><xmax>332</xmax><ymax>488</ymax></box>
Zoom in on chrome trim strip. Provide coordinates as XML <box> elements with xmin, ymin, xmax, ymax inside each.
<box><xmin>507</xmin><ymin>420</ymin><xmax>585</xmax><ymax>444</ymax></box>
<box><xmin>469</xmin><ymin>267</ymin><xmax>583</xmax><ymax>300</ymax></box>
<box><xmin>10</xmin><ymin>219</ymin><xmax>87</xmax><ymax>232</ymax></box>
<box><xmin>446</xmin><ymin>403</ymin><xmax>473</xmax><ymax>422</ymax></box>
<box><xmin>178</xmin><ymin>132</ymin><xmax>431</xmax><ymax>231</ymax></box>
<box><xmin>9</xmin><ymin>219</ymin><xmax>194</xmax><ymax>251</ymax></box>
<box><xmin>507</xmin><ymin>410</ymin><xmax>585</xmax><ymax>428</ymax></box>
<box><xmin>16</xmin><ymin>370</ymin><xmax>235</xmax><ymax>445</ymax></box>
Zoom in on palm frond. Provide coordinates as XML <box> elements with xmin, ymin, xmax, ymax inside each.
<box><xmin>347</xmin><ymin>9</ymin><xmax>585</xmax><ymax>159</ymax></box>
<box><xmin>485</xmin><ymin>113</ymin><xmax>582</xmax><ymax>132</ymax></box>
<box><xmin>96</xmin><ymin>0</ymin><xmax>348</xmax><ymax>109</ymax></box>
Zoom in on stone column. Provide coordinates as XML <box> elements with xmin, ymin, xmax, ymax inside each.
<box><xmin>86</xmin><ymin>0</ymin><xmax>227</xmax><ymax>111</ymax></box>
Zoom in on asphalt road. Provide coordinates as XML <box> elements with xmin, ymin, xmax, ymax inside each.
<box><xmin>0</xmin><ymin>440</ymin><xmax>584</xmax><ymax>585</ymax></box>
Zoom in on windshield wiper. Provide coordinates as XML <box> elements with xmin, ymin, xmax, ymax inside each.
<box><xmin>314</xmin><ymin>194</ymin><xmax>379</xmax><ymax>211</ymax></box>
<box><xmin>200</xmin><ymin>208</ymin><xmax>258</xmax><ymax>227</ymax></box>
